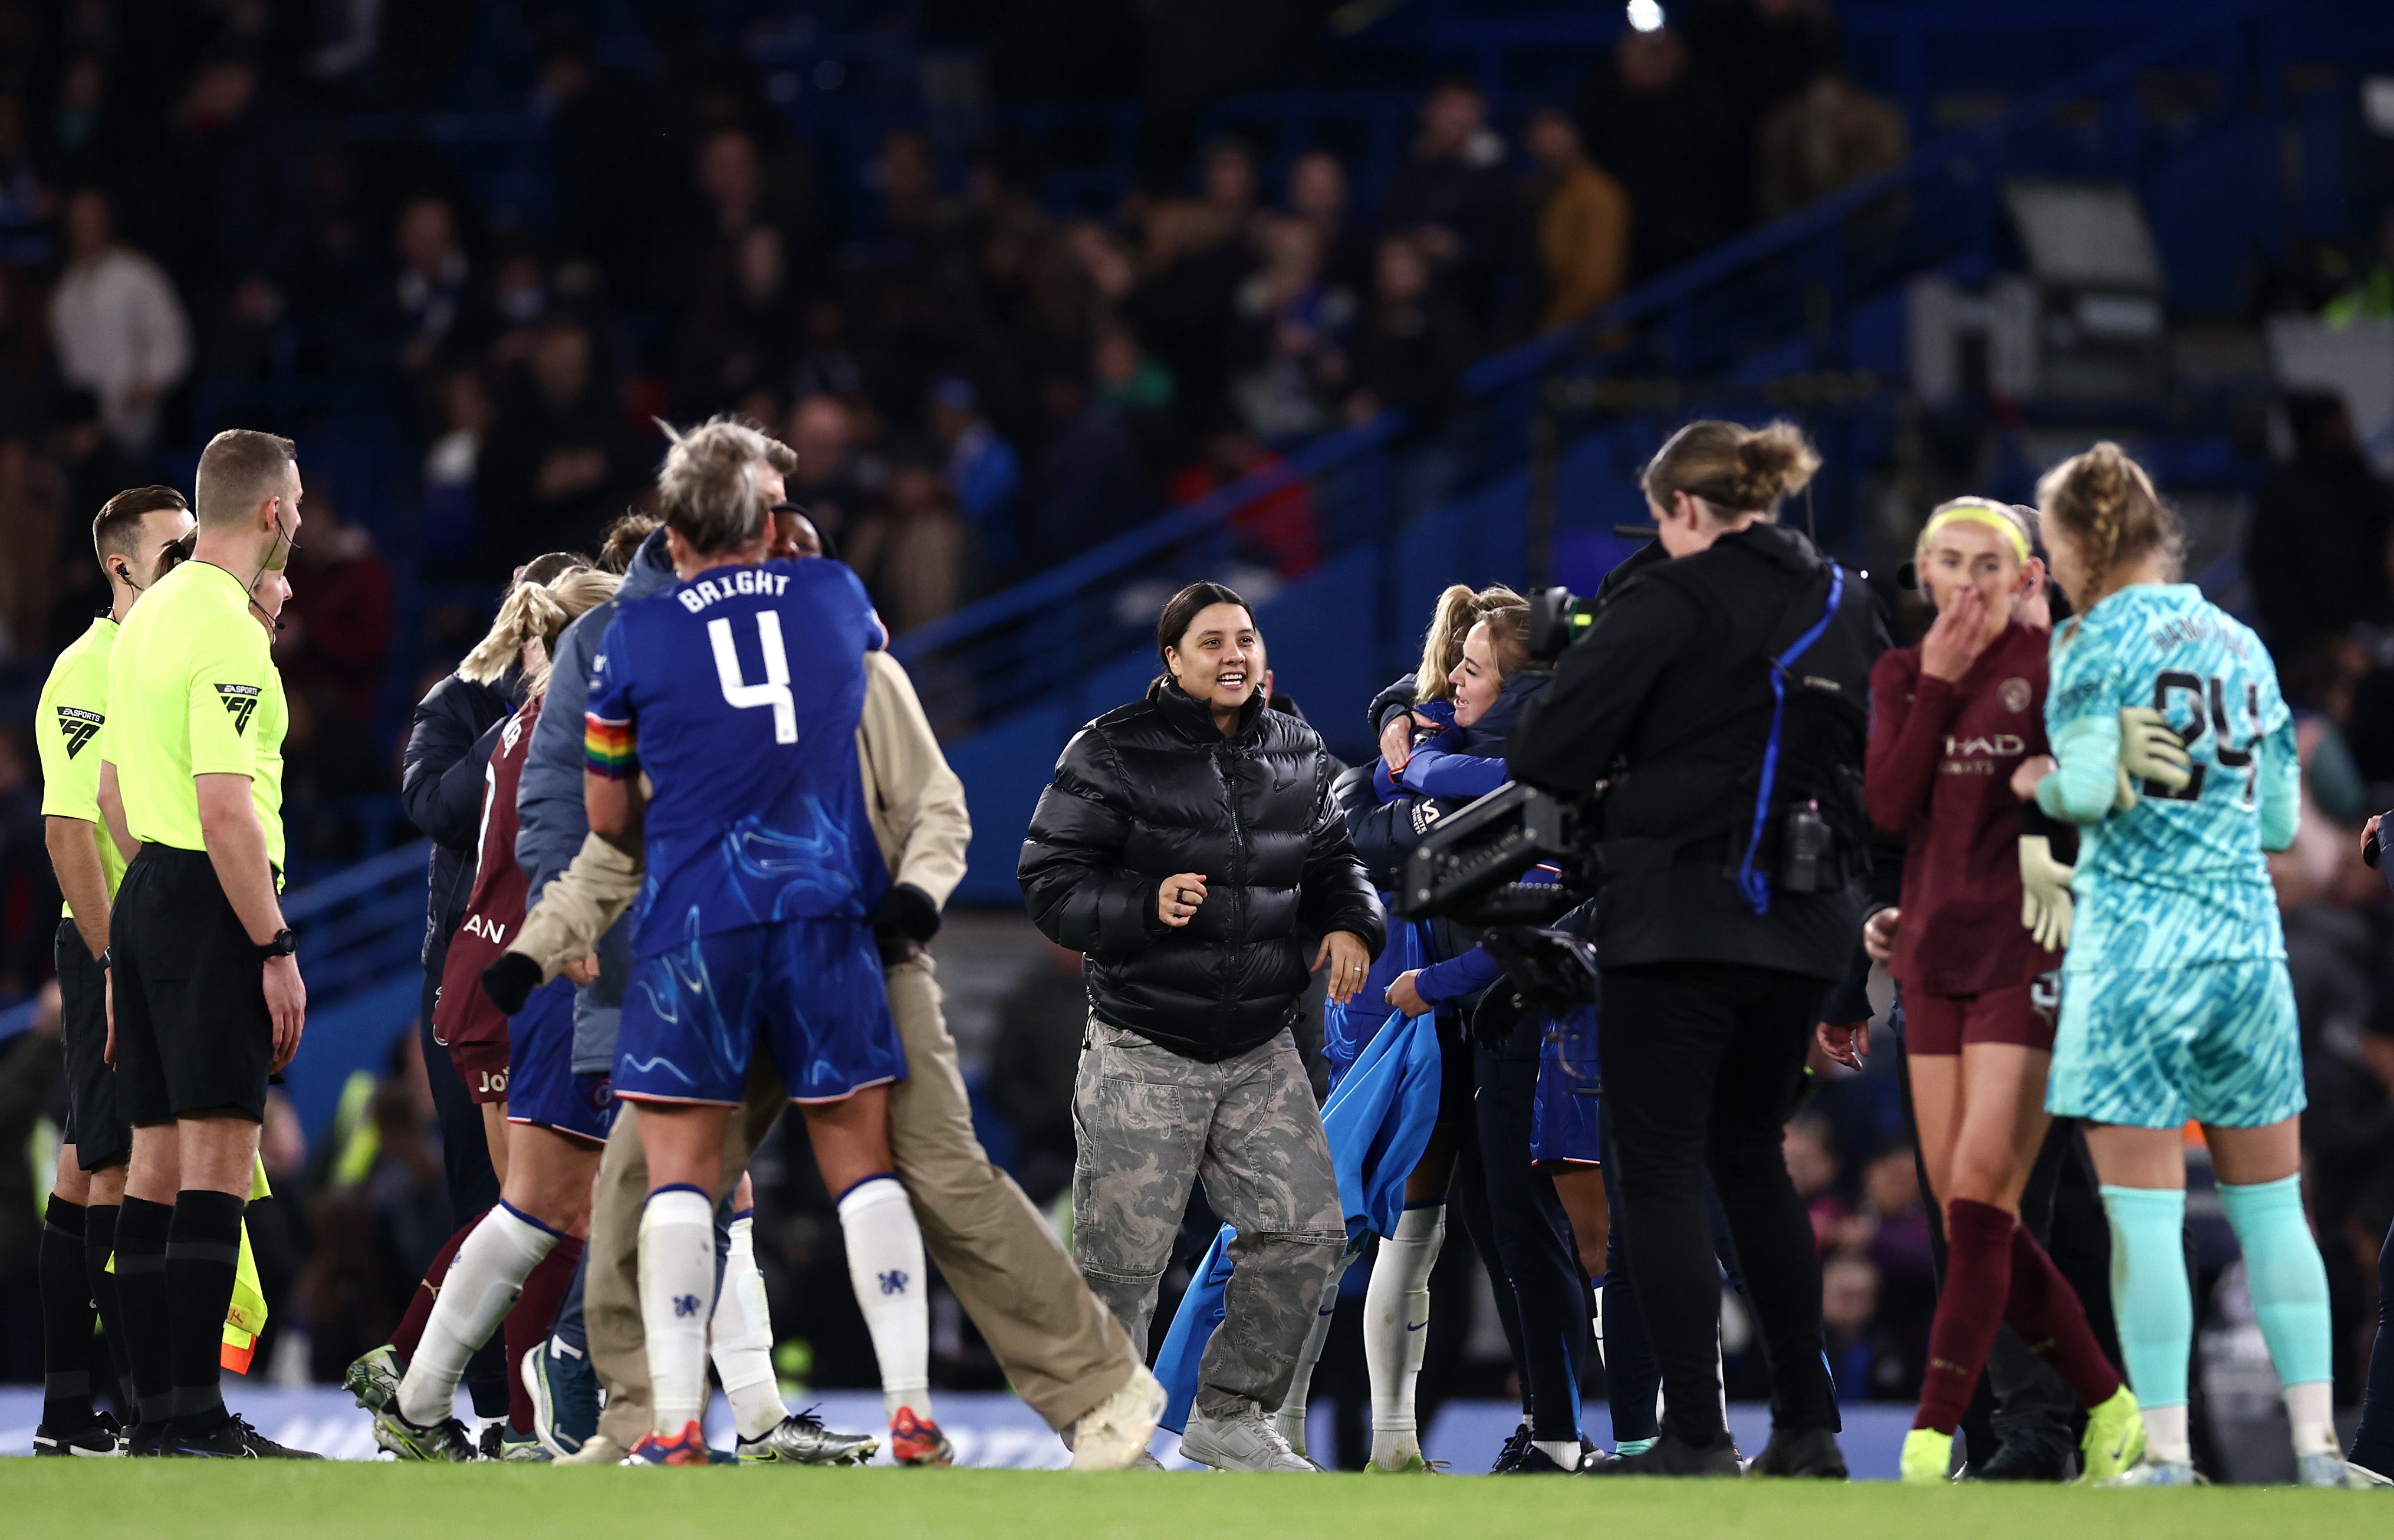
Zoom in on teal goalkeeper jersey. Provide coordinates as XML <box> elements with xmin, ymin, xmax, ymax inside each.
<box><xmin>2040</xmin><ymin>583</ymin><xmax>2297</xmax><ymax>972</ymax></box>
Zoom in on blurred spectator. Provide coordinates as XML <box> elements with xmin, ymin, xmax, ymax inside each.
<box><xmin>791</xmin><ymin>298</ymin><xmax>864</xmax><ymax>404</ymax></box>
<box><xmin>0</xmin><ymin>983</ymin><xmax>63</xmax><ymax>1380</ymax></box>
<box><xmin>421</xmin><ymin>367</ymin><xmax>494</xmax><ymax>577</ymax></box>
<box><xmin>0</xmin><ymin>727</ymin><xmax>54</xmax><ymax>989</ymax></box>
<box><xmin>0</xmin><ymin>435</ymin><xmax>63</xmax><ymax>660</ymax></box>
<box><xmin>2247</xmin><ymin>393</ymin><xmax>2394</xmax><ymax>660</ymax></box>
<box><xmin>673</xmin><ymin>225</ymin><xmax>801</xmax><ymax>418</ymax></box>
<box><xmin>484</xmin><ymin>232</ymin><xmax>553</xmax><ymax>370</ymax></box>
<box><xmin>1785</xmin><ymin>1113</ymin><xmax>1845</xmax><ymax>1243</ymax></box>
<box><xmin>650</xmin><ymin>126</ymin><xmax>808</xmax><ymax>321</ymax></box>
<box><xmin>36</xmin><ymin>54</ymin><xmax>127</xmax><ymax>189</ymax></box>
<box><xmin>785</xmin><ymin>393</ymin><xmax>874</xmax><ymax>542</ymax></box>
<box><xmin>1168</xmin><ymin>421</ymin><xmax>1321</xmax><ymax>578</ymax></box>
<box><xmin>1754</xmin><ymin>72</ymin><xmax>1909</xmax><ymax>222</ymax></box>
<box><xmin>1521</xmin><ymin>107</ymin><xmax>1631</xmax><ymax>331</ymax></box>
<box><xmin>1027</xmin><ymin>364</ymin><xmax>1143</xmax><ymax>569</ymax></box>
<box><xmin>282</xmin><ymin>492</ymin><xmax>396</xmax><ymax>727</ymax></box>
<box><xmin>1231</xmin><ymin>216</ymin><xmax>1354</xmax><ymax>441</ymax></box>
<box><xmin>537</xmin><ymin>26</ymin><xmax>658</xmax><ymax>310</ymax></box>
<box><xmin>1580</xmin><ymin>25</ymin><xmax>1742</xmax><ymax>281</ymax></box>
<box><xmin>1855</xmin><ymin>1144</ymin><xmax>1935</xmax><ymax>1351</ymax></box>
<box><xmin>1378</xmin><ymin>80</ymin><xmax>1514</xmax><ymax>328</ymax></box>
<box><xmin>929</xmin><ymin>377</ymin><xmax>1022</xmax><ymax>572</ymax></box>
<box><xmin>1117</xmin><ymin>140</ymin><xmax>1260</xmax><ymax>429</ymax></box>
<box><xmin>478</xmin><ymin>316</ymin><xmax>636</xmax><ymax>571</ymax></box>
<box><xmin>1285</xmin><ymin>149</ymin><xmax>1374</xmax><ymax>298</ymax></box>
<box><xmin>1344</xmin><ymin>236</ymin><xmax>1474</xmax><ymax>427</ymax></box>
<box><xmin>370</xmin><ymin>195</ymin><xmax>484</xmax><ymax>384</ymax></box>
<box><xmin>1094</xmin><ymin>324</ymin><xmax>1184</xmax><ymax>493</ymax></box>
<box><xmin>50</xmin><ymin>186</ymin><xmax>190</xmax><ymax>452</ymax></box>
<box><xmin>1689</xmin><ymin>0</ymin><xmax>1842</xmax><ymax>209</ymax></box>
<box><xmin>1821</xmin><ymin>1252</ymin><xmax>1917</xmax><ymax>1399</ymax></box>
<box><xmin>846</xmin><ymin>459</ymin><xmax>965</xmax><ymax>633</ymax></box>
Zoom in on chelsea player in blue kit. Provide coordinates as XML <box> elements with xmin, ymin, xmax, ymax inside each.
<box><xmin>2017</xmin><ymin>443</ymin><xmax>2346</xmax><ymax>1487</ymax></box>
<box><xmin>583</xmin><ymin>424</ymin><xmax>942</xmax><ymax>1466</ymax></box>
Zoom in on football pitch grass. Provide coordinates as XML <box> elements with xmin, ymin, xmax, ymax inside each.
<box><xmin>2</xmin><ymin>1462</ymin><xmax>2386</xmax><ymax>1539</ymax></box>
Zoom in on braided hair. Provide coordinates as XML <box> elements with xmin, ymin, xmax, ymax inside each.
<box><xmin>2035</xmin><ymin>441</ymin><xmax>2180</xmax><ymax>630</ymax></box>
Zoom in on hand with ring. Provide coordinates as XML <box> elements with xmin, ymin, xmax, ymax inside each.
<box><xmin>1313</xmin><ymin>929</ymin><xmax>1372</xmax><ymax>1005</ymax></box>
<box><xmin>1158</xmin><ymin>872</ymin><xmax>1209</xmax><ymax>928</ymax></box>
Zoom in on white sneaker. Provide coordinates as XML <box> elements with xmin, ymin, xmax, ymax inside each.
<box><xmin>2097</xmin><ymin>1456</ymin><xmax>2202</xmax><ymax>1487</ymax></box>
<box><xmin>1068</xmin><ymin>1364</ymin><xmax>1168</xmax><ymax>1472</ymax></box>
<box><xmin>1180</xmin><ymin>1404</ymin><xmax>1318</xmax><ymax>1473</ymax></box>
<box><xmin>2344</xmin><ymin>1459</ymin><xmax>2392</xmax><ymax>1489</ymax></box>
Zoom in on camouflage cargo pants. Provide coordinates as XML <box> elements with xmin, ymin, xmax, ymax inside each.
<box><xmin>1071</xmin><ymin>1016</ymin><xmax>1344</xmax><ymax>1419</ymax></box>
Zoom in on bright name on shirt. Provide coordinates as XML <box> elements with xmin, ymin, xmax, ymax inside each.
<box><xmin>676</xmin><ymin>568</ymin><xmax>792</xmax><ymax>613</ymax></box>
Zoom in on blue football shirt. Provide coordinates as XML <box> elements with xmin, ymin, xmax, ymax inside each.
<box><xmin>586</xmin><ymin>557</ymin><xmax>889</xmax><ymax>957</ymax></box>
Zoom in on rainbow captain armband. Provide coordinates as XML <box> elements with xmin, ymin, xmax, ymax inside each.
<box><xmin>584</xmin><ymin>714</ymin><xmax>638</xmax><ymax>779</ymax></box>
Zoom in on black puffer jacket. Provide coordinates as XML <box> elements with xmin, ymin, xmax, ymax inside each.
<box><xmin>1020</xmin><ymin>679</ymin><xmax>1386</xmax><ymax>1061</ymax></box>
<box><xmin>400</xmin><ymin>668</ymin><xmax>518</xmax><ymax>968</ymax></box>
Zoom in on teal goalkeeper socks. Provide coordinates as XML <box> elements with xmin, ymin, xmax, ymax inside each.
<box><xmin>2217</xmin><ymin>1174</ymin><xmax>2333</xmax><ymax>1391</ymax></box>
<box><xmin>2099</xmin><ymin>1185</ymin><xmax>2191</xmax><ymax>1410</ymax></box>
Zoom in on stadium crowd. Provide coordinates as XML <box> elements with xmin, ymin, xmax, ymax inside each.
<box><xmin>0</xmin><ymin>0</ymin><xmax>2390</xmax><ymax>1489</ymax></box>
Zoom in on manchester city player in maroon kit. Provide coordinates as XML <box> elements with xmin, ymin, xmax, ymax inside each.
<box><xmin>1823</xmin><ymin>498</ymin><xmax>2145</xmax><ymax>1482</ymax></box>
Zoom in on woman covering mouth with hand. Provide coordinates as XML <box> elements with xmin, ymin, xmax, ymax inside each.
<box><xmin>1019</xmin><ymin>581</ymin><xmax>1385</xmax><ymax>1473</ymax></box>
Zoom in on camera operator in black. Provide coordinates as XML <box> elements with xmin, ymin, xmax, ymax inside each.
<box><xmin>1508</xmin><ymin>420</ymin><xmax>1885</xmax><ymax>1478</ymax></box>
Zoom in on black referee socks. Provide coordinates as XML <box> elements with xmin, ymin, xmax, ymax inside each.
<box><xmin>38</xmin><ymin>1196</ymin><xmax>95</xmax><ymax>1430</ymax></box>
<box><xmin>85</xmin><ymin>1203</ymin><xmax>136</xmax><ymax>1413</ymax></box>
<box><xmin>165</xmin><ymin>1189</ymin><xmax>246</xmax><ymax>1433</ymax></box>
<box><xmin>114</xmin><ymin>1196</ymin><xmax>175</xmax><ymax>1427</ymax></box>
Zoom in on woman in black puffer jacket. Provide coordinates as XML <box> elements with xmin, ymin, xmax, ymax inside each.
<box><xmin>1018</xmin><ymin>581</ymin><xmax>1383</xmax><ymax>1472</ymax></box>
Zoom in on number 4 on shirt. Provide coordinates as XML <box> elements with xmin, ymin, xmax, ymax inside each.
<box><xmin>710</xmin><ymin>613</ymin><xmax>795</xmax><ymax>743</ymax></box>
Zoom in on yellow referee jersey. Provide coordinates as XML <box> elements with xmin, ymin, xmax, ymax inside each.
<box><xmin>102</xmin><ymin>560</ymin><xmax>288</xmax><ymax>871</ymax></box>
<box><xmin>35</xmin><ymin>614</ymin><xmax>131</xmax><ymax>917</ymax></box>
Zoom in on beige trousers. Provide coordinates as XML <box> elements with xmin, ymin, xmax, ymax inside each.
<box><xmin>588</xmin><ymin>953</ymin><xmax>1139</xmax><ymax>1446</ymax></box>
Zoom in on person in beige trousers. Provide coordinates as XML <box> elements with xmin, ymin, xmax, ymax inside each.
<box><xmin>505</xmin><ymin>647</ymin><xmax>1163</xmax><ymax>1467</ymax></box>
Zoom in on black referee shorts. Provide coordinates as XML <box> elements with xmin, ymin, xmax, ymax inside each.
<box><xmin>55</xmin><ymin>916</ymin><xmax>129</xmax><ymax>1169</ymax></box>
<box><xmin>111</xmin><ymin>845</ymin><xmax>272</xmax><ymax>1126</ymax></box>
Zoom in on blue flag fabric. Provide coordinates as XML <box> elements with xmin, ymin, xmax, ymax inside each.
<box><xmin>1152</xmin><ymin>1005</ymin><xmax>1445</xmax><ymax>1434</ymax></box>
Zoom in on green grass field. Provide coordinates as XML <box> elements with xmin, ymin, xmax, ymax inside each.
<box><xmin>1</xmin><ymin>1463</ymin><xmax>2386</xmax><ymax>1539</ymax></box>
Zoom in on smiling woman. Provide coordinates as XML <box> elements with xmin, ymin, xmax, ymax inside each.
<box><xmin>1017</xmin><ymin>580</ymin><xmax>1387</xmax><ymax>1472</ymax></box>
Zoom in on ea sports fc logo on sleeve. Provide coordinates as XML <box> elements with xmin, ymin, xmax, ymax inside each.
<box><xmin>55</xmin><ymin>706</ymin><xmax>102</xmax><ymax>758</ymax></box>
<box><xmin>215</xmin><ymin>682</ymin><xmax>262</xmax><ymax>733</ymax></box>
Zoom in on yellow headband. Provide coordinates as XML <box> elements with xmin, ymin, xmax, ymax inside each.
<box><xmin>1919</xmin><ymin>501</ymin><xmax>2030</xmax><ymax>564</ymax></box>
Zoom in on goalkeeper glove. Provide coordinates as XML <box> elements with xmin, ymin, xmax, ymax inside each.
<box><xmin>2019</xmin><ymin>834</ymin><xmax>2076</xmax><ymax>952</ymax></box>
<box><xmin>2114</xmin><ymin>705</ymin><xmax>2191</xmax><ymax>811</ymax></box>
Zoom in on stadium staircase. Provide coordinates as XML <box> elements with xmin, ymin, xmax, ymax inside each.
<box><xmin>22</xmin><ymin>0</ymin><xmax>2392</xmax><ymax>1139</ymax></box>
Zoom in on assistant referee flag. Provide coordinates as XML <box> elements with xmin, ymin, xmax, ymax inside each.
<box><xmin>103</xmin><ymin>559</ymin><xmax>288</xmax><ymax>872</ymax></box>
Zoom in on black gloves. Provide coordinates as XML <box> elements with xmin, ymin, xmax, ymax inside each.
<box><xmin>869</xmin><ymin>882</ymin><xmax>942</xmax><ymax>946</ymax></box>
<box><xmin>481</xmin><ymin>952</ymin><xmax>542</xmax><ymax>1015</ymax></box>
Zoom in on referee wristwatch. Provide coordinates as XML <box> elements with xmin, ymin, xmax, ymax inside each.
<box><xmin>256</xmin><ymin>928</ymin><xmax>298</xmax><ymax>963</ymax></box>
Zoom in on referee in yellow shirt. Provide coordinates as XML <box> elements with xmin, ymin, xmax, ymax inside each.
<box><xmin>102</xmin><ymin>429</ymin><xmax>317</xmax><ymax>1460</ymax></box>
<box><xmin>32</xmin><ymin>485</ymin><xmax>193</xmax><ymax>1456</ymax></box>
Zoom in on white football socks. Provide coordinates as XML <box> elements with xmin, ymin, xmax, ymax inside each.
<box><xmin>837</xmin><ymin>1176</ymin><xmax>932</xmax><ymax>1423</ymax></box>
<box><xmin>1366</xmin><ymin>1204</ymin><xmax>1444</xmax><ymax>1469</ymax></box>
<box><xmin>1276</xmin><ymin>1258</ymin><xmax>1344</xmax><ymax>1455</ymax></box>
<box><xmin>2285</xmin><ymin>1380</ymin><xmax>2339</xmax><ymax>1458</ymax></box>
<box><xmin>2142</xmin><ymin>1401</ymin><xmax>2191</xmax><ymax>1464</ymax></box>
<box><xmin>397</xmin><ymin>1203</ymin><xmax>559</xmax><ymax>1427</ymax></box>
<box><xmin>637</xmin><ymin>1186</ymin><xmax>718</xmax><ymax>1436</ymax></box>
<box><xmin>711</xmin><ymin>1213</ymin><xmax>787</xmax><ymax>1441</ymax></box>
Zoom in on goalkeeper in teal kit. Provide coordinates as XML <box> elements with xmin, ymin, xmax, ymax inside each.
<box><xmin>2017</xmin><ymin>442</ymin><xmax>2351</xmax><ymax>1486</ymax></box>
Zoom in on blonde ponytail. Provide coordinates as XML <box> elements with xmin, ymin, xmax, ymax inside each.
<box><xmin>1415</xmin><ymin>583</ymin><xmax>1534</xmax><ymax>700</ymax></box>
<box><xmin>2037</xmin><ymin>440</ymin><xmax>2178</xmax><ymax>616</ymax></box>
<box><xmin>458</xmin><ymin>567</ymin><xmax>620</xmax><ymax>699</ymax></box>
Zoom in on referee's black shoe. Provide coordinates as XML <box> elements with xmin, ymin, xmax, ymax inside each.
<box><xmin>33</xmin><ymin>1412</ymin><xmax>123</xmax><ymax>1456</ymax></box>
<box><xmin>1969</xmin><ymin>1425</ymin><xmax>2073</xmax><ymax>1482</ymax></box>
<box><xmin>170</xmin><ymin>1412</ymin><xmax>324</xmax><ymax>1459</ymax></box>
<box><xmin>1488</xmin><ymin>1423</ymin><xmax>1533</xmax><ymax>1472</ymax></box>
<box><xmin>125</xmin><ymin>1420</ymin><xmax>174</xmax><ymax>1457</ymax></box>
<box><xmin>1583</xmin><ymin>1430</ymin><xmax>1742</xmax><ymax>1478</ymax></box>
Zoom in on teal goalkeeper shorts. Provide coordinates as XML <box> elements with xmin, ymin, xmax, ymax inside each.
<box><xmin>2044</xmin><ymin>959</ymin><xmax>2305</xmax><ymax>1130</ymax></box>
